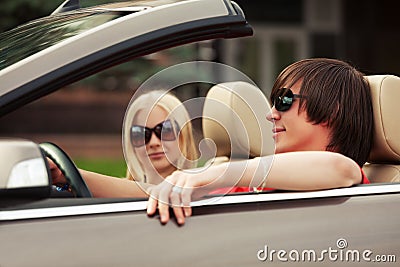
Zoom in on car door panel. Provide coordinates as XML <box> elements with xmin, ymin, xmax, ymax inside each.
<box><xmin>1</xmin><ymin>193</ymin><xmax>398</xmax><ymax>266</ymax></box>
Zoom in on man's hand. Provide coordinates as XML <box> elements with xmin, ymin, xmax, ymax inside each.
<box><xmin>146</xmin><ymin>165</ymin><xmax>227</xmax><ymax>225</ymax></box>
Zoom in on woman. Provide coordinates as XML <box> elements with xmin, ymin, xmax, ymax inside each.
<box><xmin>124</xmin><ymin>90</ymin><xmax>198</xmax><ymax>184</ymax></box>
<box><xmin>50</xmin><ymin>90</ymin><xmax>199</xmax><ymax>197</ymax></box>
<box><xmin>146</xmin><ymin>58</ymin><xmax>374</xmax><ymax>225</ymax></box>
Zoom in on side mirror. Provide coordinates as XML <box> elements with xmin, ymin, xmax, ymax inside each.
<box><xmin>0</xmin><ymin>139</ymin><xmax>51</xmax><ymax>198</ymax></box>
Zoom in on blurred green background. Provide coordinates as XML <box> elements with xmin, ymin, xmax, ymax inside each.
<box><xmin>75</xmin><ymin>158</ymin><xmax>127</xmax><ymax>177</ymax></box>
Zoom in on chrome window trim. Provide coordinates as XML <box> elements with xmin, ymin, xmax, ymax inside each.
<box><xmin>193</xmin><ymin>183</ymin><xmax>400</xmax><ymax>206</ymax></box>
<box><xmin>1</xmin><ymin>183</ymin><xmax>399</xmax><ymax>221</ymax></box>
<box><xmin>0</xmin><ymin>201</ymin><xmax>147</xmax><ymax>221</ymax></box>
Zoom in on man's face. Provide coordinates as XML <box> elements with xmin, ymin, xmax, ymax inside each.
<box><xmin>267</xmin><ymin>81</ymin><xmax>332</xmax><ymax>154</ymax></box>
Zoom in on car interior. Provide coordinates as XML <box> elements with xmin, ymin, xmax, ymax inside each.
<box><xmin>202</xmin><ymin>81</ymin><xmax>274</xmax><ymax>162</ymax></box>
<box><xmin>202</xmin><ymin>75</ymin><xmax>400</xmax><ymax>185</ymax></box>
<box><xmin>363</xmin><ymin>75</ymin><xmax>400</xmax><ymax>183</ymax></box>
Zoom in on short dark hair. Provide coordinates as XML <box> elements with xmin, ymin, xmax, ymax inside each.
<box><xmin>270</xmin><ymin>58</ymin><xmax>373</xmax><ymax>166</ymax></box>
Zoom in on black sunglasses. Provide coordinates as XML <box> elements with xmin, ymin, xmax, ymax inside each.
<box><xmin>273</xmin><ymin>88</ymin><xmax>306</xmax><ymax>112</ymax></box>
<box><xmin>131</xmin><ymin>120</ymin><xmax>177</xmax><ymax>147</ymax></box>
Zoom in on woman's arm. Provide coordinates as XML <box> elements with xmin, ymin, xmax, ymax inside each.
<box><xmin>48</xmin><ymin>158</ymin><xmax>149</xmax><ymax>198</ymax></box>
<box><xmin>80</xmin><ymin>170</ymin><xmax>149</xmax><ymax>198</ymax></box>
<box><xmin>147</xmin><ymin>151</ymin><xmax>362</xmax><ymax>225</ymax></box>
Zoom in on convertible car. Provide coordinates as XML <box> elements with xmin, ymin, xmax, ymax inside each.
<box><xmin>0</xmin><ymin>0</ymin><xmax>399</xmax><ymax>266</ymax></box>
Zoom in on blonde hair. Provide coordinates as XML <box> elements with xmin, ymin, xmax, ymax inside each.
<box><xmin>123</xmin><ymin>90</ymin><xmax>198</xmax><ymax>182</ymax></box>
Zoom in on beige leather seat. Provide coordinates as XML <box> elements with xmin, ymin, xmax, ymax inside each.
<box><xmin>202</xmin><ymin>81</ymin><xmax>274</xmax><ymax>163</ymax></box>
<box><xmin>363</xmin><ymin>75</ymin><xmax>400</xmax><ymax>183</ymax></box>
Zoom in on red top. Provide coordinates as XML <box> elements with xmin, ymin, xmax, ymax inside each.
<box><xmin>210</xmin><ymin>167</ymin><xmax>370</xmax><ymax>195</ymax></box>
<box><xmin>361</xmin><ymin>167</ymin><xmax>370</xmax><ymax>184</ymax></box>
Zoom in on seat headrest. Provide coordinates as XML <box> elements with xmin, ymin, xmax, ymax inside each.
<box><xmin>202</xmin><ymin>81</ymin><xmax>274</xmax><ymax>158</ymax></box>
<box><xmin>367</xmin><ymin>75</ymin><xmax>400</xmax><ymax>163</ymax></box>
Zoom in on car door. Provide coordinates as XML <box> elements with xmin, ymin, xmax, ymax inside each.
<box><xmin>1</xmin><ymin>184</ymin><xmax>399</xmax><ymax>266</ymax></box>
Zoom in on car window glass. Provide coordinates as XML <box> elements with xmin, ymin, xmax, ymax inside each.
<box><xmin>0</xmin><ymin>11</ymin><xmax>127</xmax><ymax>71</ymax></box>
<box><xmin>0</xmin><ymin>0</ymin><xmax>198</xmax><ymax>72</ymax></box>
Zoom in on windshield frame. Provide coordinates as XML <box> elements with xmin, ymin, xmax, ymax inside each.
<box><xmin>0</xmin><ymin>0</ymin><xmax>252</xmax><ymax>116</ymax></box>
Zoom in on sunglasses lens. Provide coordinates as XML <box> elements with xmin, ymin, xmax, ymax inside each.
<box><xmin>158</xmin><ymin>120</ymin><xmax>176</xmax><ymax>141</ymax></box>
<box><xmin>274</xmin><ymin>89</ymin><xmax>294</xmax><ymax>112</ymax></box>
<box><xmin>131</xmin><ymin>126</ymin><xmax>147</xmax><ymax>147</ymax></box>
<box><xmin>131</xmin><ymin>120</ymin><xmax>177</xmax><ymax>147</ymax></box>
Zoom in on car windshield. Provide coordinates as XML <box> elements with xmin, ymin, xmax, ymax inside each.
<box><xmin>0</xmin><ymin>0</ymin><xmax>188</xmax><ymax>72</ymax></box>
<box><xmin>0</xmin><ymin>11</ymin><xmax>126</xmax><ymax>71</ymax></box>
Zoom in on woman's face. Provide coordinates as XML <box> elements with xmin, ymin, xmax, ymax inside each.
<box><xmin>267</xmin><ymin>81</ymin><xmax>332</xmax><ymax>154</ymax></box>
<box><xmin>134</xmin><ymin>106</ymin><xmax>181</xmax><ymax>178</ymax></box>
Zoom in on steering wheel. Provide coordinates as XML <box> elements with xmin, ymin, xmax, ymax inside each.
<box><xmin>40</xmin><ymin>142</ymin><xmax>92</xmax><ymax>198</ymax></box>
